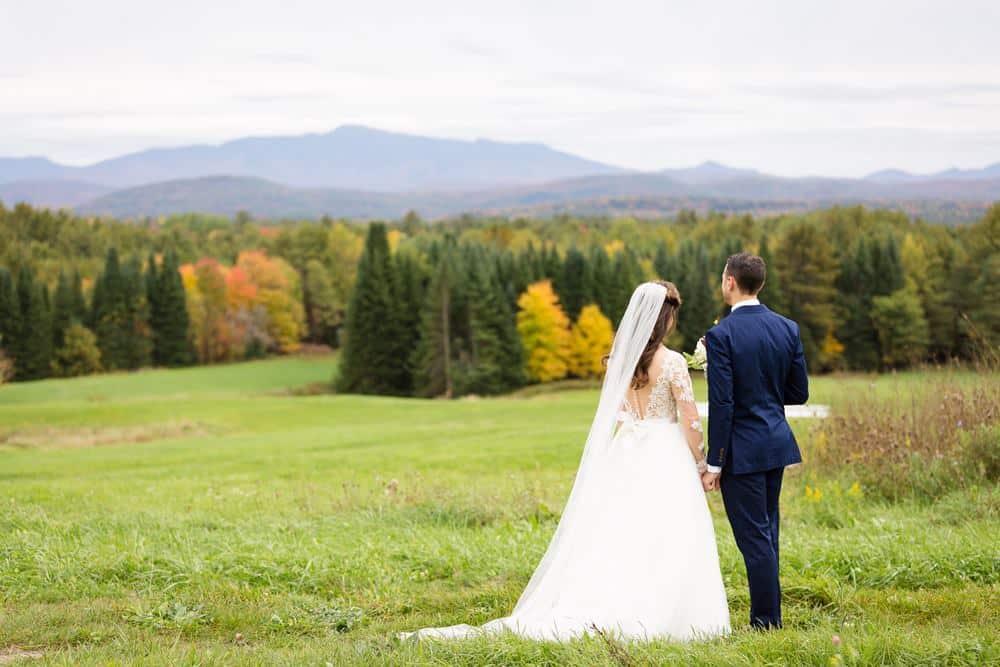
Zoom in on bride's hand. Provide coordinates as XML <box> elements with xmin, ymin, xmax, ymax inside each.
<box><xmin>701</xmin><ymin>471</ymin><xmax>720</xmax><ymax>492</ymax></box>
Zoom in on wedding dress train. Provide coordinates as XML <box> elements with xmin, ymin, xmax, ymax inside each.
<box><xmin>403</xmin><ymin>344</ymin><xmax>731</xmax><ymax>642</ymax></box>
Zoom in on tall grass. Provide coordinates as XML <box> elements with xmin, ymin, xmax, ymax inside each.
<box><xmin>813</xmin><ymin>369</ymin><xmax>999</xmax><ymax>501</ymax></box>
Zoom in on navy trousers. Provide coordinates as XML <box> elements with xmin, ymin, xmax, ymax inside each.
<box><xmin>721</xmin><ymin>466</ymin><xmax>785</xmax><ymax>629</ymax></box>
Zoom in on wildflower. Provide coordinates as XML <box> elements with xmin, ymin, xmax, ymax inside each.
<box><xmin>831</xmin><ymin>634</ymin><xmax>841</xmax><ymax>647</ymax></box>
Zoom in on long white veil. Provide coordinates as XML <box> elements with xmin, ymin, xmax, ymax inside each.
<box><xmin>510</xmin><ymin>281</ymin><xmax>668</xmax><ymax>615</ymax></box>
<box><xmin>402</xmin><ymin>281</ymin><xmax>670</xmax><ymax>640</ymax></box>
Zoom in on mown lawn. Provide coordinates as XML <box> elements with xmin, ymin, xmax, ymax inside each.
<box><xmin>1</xmin><ymin>358</ymin><xmax>997</xmax><ymax>665</ymax></box>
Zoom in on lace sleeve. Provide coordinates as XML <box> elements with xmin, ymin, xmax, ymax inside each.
<box><xmin>667</xmin><ymin>352</ymin><xmax>705</xmax><ymax>466</ymax></box>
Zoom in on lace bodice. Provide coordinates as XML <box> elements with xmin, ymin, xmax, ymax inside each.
<box><xmin>621</xmin><ymin>350</ymin><xmax>694</xmax><ymax>421</ymax></box>
<box><xmin>620</xmin><ymin>348</ymin><xmax>704</xmax><ymax>453</ymax></box>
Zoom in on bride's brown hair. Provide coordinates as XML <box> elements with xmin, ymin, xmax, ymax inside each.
<box><xmin>603</xmin><ymin>280</ymin><xmax>682</xmax><ymax>389</ymax></box>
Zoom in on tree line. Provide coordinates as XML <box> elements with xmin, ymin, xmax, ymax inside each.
<box><xmin>0</xmin><ymin>201</ymin><xmax>997</xmax><ymax>386</ymax></box>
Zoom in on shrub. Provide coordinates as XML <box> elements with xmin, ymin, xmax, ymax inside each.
<box><xmin>51</xmin><ymin>323</ymin><xmax>103</xmax><ymax>377</ymax></box>
<box><xmin>812</xmin><ymin>376</ymin><xmax>999</xmax><ymax>501</ymax></box>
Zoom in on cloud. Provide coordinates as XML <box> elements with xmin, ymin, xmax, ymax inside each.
<box><xmin>739</xmin><ymin>81</ymin><xmax>1000</xmax><ymax>102</ymax></box>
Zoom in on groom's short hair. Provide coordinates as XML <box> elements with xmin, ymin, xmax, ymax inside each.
<box><xmin>725</xmin><ymin>252</ymin><xmax>766</xmax><ymax>294</ymax></box>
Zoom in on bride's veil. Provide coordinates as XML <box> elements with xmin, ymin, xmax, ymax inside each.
<box><xmin>511</xmin><ymin>281</ymin><xmax>668</xmax><ymax>615</ymax></box>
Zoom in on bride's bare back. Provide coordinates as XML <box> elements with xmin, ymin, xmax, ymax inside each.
<box><xmin>621</xmin><ymin>345</ymin><xmax>705</xmax><ymax>463</ymax></box>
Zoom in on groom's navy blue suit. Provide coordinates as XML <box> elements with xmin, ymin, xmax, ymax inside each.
<box><xmin>705</xmin><ymin>303</ymin><xmax>808</xmax><ymax>629</ymax></box>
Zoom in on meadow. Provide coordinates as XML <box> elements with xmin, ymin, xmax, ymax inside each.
<box><xmin>1</xmin><ymin>357</ymin><xmax>997</xmax><ymax>665</ymax></box>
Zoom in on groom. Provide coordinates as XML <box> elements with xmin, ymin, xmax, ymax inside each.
<box><xmin>700</xmin><ymin>252</ymin><xmax>809</xmax><ymax>630</ymax></box>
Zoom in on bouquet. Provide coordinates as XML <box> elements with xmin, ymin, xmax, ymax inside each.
<box><xmin>684</xmin><ymin>337</ymin><xmax>708</xmax><ymax>371</ymax></box>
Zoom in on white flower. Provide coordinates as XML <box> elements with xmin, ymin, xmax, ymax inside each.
<box><xmin>693</xmin><ymin>339</ymin><xmax>708</xmax><ymax>368</ymax></box>
<box><xmin>685</xmin><ymin>339</ymin><xmax>708</xmax><ymax>371</ymax></box>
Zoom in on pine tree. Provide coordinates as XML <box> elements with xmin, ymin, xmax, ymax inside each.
<box><xmin>555</xmin><ymin>246</ymin><xmax>592</xmax><ymax>321</ymax></box>
<box><xmin>460</xmin><ymin>262</ymin><xmax>525</xmax><ymax>395</ymax></box>
<box><xmin>52</xmin><ymin>271</ymin><xmax>75</xmax><ymax>351</ymax></box>
<box><xmin>412</xmin><ymin>245</ymin><xmax>456</xmax><ymax>397</ymax></box>
<box><xmin>836</xmin><ymin>236</ymin><xmax>905</xmax><ymax>370</ymax></box>
<box><xmin>757</xmin><ymin>236</ymin><xmax>787</xmax><ymax>315</ymax></box>
<box><xmin>93</xmin><ymin>248</ymin><xmax>130</xmax><ymax>370</ymax></box>
<box><xmin>155</xmin><ymin>249</ymin><xmax>192</xmax><ymax>366</ymax></box>
<box><xmin>673</xmin><ymin>241</ymin><xmax>717</xmax><ymax>349</ymax></box>
<box><xmin>516</xmin><ymin>280</ymin><xmax>571</xmax><ymax>383</ymax></box>
<box><xmin>589</xmin><ymin>245</ymin><xmax>614</xmax><ymax>319</ymax></box>
<box><xmin>0</xmin><ymin>268</ymin><xmax>19</xmax><ymax>357</ymax></box>
<box><xmin>568</xmin><ymin>304</ymin><xmax>614</xmax><ymax>378</ymax></box>
<box><xmin>336</xmin><ymin>223</ymin><xmax>408</xmax><ymax>395</ymax></box>
<box><xmin>70</xmin><ymin>269</ymin><xmax>87</xmax><ymax>322</ymax></box>
<box><xmin>607</xmin><ymin>248</ymin><xmax>643</xmax><ymax>326</ymax></box>
<box><xmin>13</xmin><ymin>269</ymin><xmax>53</xmax><ymax>380</ymax></box>
<box><xmin>653</xmin><ymin>241</ymin><xmax>672</xmax><ymax>281</ymax></box>
<box><xmin>122</xmin><ymin>256</ymin><xmax>152</xmax><ymax>369</ymax></box>
<box><xmin>393</xmin><ymin>250</ymin><xmax>427</xmax><ymax>393</ymax></box>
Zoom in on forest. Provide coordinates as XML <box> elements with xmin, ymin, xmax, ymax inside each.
<box><xmin>0</xmin><ymin>201</ymin><xmax>997</xmax><ymax>393</ymax></box>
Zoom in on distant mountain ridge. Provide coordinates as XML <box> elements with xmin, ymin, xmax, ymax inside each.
<box><xmin>1</xmin><ymin>126</ymin><xmax>998</xmax><ymax>222</ymax></box>
<box><xmin>0</xmin><ymin>125</ymin><xmax>623</xmax><ymax>192</ymax></box>
<box><xmin>864</xmin><ymin>163</ymin><xmax>1000</xmax><ymax>183</ymax></box>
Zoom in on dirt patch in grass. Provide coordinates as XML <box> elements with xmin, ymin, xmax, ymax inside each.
<box><xmin>0</xmin><ymin>647</ymin><xmax>43</xmax><ymax>664</ymax></box>
<box><xmin>0</xmin><ymin>420</ymin><xmax>214</xmax><ymax>450</ymax></box>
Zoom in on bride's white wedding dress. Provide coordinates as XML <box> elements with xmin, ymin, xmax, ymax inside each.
<box><xmin>403</xmin><ymin>306</ymin><xmax>731</xmax><ymax>643</ymax></box>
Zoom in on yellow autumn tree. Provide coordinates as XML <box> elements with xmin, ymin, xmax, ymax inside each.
<box><xmin>568</xmin><ymin>304</ymin><xmax>614</xmax><ymax>378</ymax></box>
<box><xmin>516</xmin><ymin>280</ymin><xmax>571</xmax><ymax>382</ymax></box>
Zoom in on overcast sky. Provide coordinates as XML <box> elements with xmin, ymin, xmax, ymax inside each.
<box><xmin>2</xmin><ymin>0</ymin><xmax>999</xmax><ymax>177</ymax></box>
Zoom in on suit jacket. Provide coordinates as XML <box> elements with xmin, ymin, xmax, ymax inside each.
<box><xmin>705</xmin><ymin>304</ymin><xmax>809</xmax><ymax>474</ymax></box>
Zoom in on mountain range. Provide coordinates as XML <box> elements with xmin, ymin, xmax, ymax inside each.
<box><xmin>0</xmin><ymin>126</ymin><xmax>997</xmax><ymax>222</ymax></box>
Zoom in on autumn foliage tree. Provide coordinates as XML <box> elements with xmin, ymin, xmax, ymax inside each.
<box><xmin>516</xmin><ymin>280</ymin><xmax>571</xmax><ymax>383</ymax></box>
<box><xmin>568</xmin><ymin>304</ymin><xmax>614</xmax><ymax>379</ymax></box>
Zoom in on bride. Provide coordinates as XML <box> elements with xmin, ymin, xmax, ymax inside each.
<box><xmin>403</xmin><ymin>281</ymin><xmax>731</xmax><ymax>642</ymax></box>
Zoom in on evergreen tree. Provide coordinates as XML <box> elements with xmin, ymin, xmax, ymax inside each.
<box><xmin>836</xmin><ymin>236</ymin><xmax>904</xmax><ymax>370</ymax></box>
<box><xmin>69</xmin><ymin>270</ymin><xmax>87</xmax><ymax>322</ymax></box>
<box><xmin>555</xmin><ymin>246</ymin><xmax>592</xmax><ymax>321</ymax></box>
<box><xmin>757</xmin><ymin>236</ymin><xmax>787</xmax><ymax>315</ymax></box>
<box><xmin>412</xmin><ymin>244</ymin><xmax>457</xmax><ymax>397</ymax></box>
<box><xmin>673</xmin><ymin>241</ymin><xmax>717</xmax><ymax>349</ymax></box>
<box><xmin>459</xmin><ymin>262</ymin><xmax>526</xmax><ymax>395</ymax></box>
<box><xmin>13</xmin><ymin>269</ymin><xmax>53</xmax><ymax>380</ymax></box>
<box><xmin>336</xmin><ymin>223</ymin><xmax>408</xmax><ymax>395</ymax></box>
<box><xmin>653</xmin><ymin>241</ymin><xmax>672</xmax><ymax>281</ymax></box>
<box><xmin>541</xmin><ymin>243</ymin><xmax>562</xmax><ymax>279</ymax></box>
<box><xmin>154</xmin><ymin>249</ymin><xmax>192</xmax><ymax>366</ymax></box>
<box><xmin>122</xmin><ymin>256</ymin><xmax>152</xmax><ymax>369</ymax></box>
<box><xmin>589</xmin><ymin>245</ymin><xmax>613</xmax><ymax>319</ymax></box>
<box><xmin>393</xmin><ymin>250</ymin><xmax>427</xmax><ymax>393</ymax></box>
<box><xmin>52</xmin><ymin>271</ymin><xmax>75</xmax><ymax>351</ymax></box>
<box><xmin>607</xmin><ymin>248</ymin><xmax>643</xmax><ymax>326</ymax></box>
<box><xmin>93</xmin><ymin>248</ymin><xmax>130</xmax><ymax>370</ymax></box>
<box><xmin>0</xmin><ymin>268</ymin><xmax>19</xmax><ymax>357</ymax></box>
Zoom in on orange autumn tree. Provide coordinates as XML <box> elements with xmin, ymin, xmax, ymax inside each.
<box><xmin>516</xmin><ymin>280</ymin><xmax>571</xmax><ymax>382</ymax></box>
<box><xmin>235</xmin><ymin>250</ymin><xmax>305</xmax><ymax>353</ymax></box>
<box><xmin>179</xmin><ymin>251</ymin><xmax>306</xmax><ymax>362</ymax></box>
<box><xmin>568</xmin><ymin>304</ymin><xmax>614</xmax><ymax>379</ymax></box>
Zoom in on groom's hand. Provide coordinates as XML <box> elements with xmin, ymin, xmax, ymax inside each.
<box><xmin>701</xmin><ymin>471</ymin><xmax>721</xmax><ymax>492</ymax></box>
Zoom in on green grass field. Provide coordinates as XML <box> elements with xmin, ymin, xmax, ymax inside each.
<box><xmin>1</xmin><ymin>358</ymin><xmax>997</xmax><ymax>665</ymax></box>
